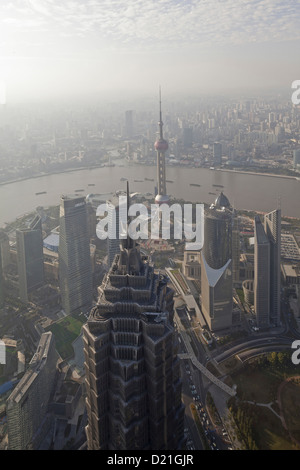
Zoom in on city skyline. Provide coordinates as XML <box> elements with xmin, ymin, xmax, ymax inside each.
<box><xmin>0</xmin><ymin>1</ymin><xmax>299</xmax><ymax>103</ymax></box>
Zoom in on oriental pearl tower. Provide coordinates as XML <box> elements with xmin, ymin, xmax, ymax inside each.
<box><xmin>154</xmin><ymin>87</ymin><xmax>169</xmax><ymax>205</ymax></box>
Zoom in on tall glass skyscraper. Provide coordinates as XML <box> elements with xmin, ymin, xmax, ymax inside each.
<box><xmin>264</xmin><ymin>208</ymin><xmax>281</xmax><ymax>326</ymax></box>
<box><xmin>16</xmin><ymin>215</ymin><xmax>44</xmax><ymax>302</ymax></box>
<box><xmin>254</xmin><ymin>208</ymin><xmax>281</xmax><ymax>328</ymax></box>
<box><xmin>83</xmin><ymin>216</ymin><xmax>184</xmax><ymax>450</ymax></box>
<box><xmin>58</xmin><ymin>195</ymin><xmax>93</xmax><ymax>315</ymax></box>
<box><xmin>201</xmin><ymin>193</ymin><xmax>233</xmax><ymax>331</ymax></box>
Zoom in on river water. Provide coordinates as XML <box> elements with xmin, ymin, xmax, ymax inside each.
<box><xmin>0</xmin><ymin>163</ymin><xmax>299</xmax><ymax>226</ymax></box>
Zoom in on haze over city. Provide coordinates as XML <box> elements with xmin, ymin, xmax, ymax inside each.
<box><xmin>0</xmin><ymin>0</ymin><xmax>300</xmax><ymax>103</ymax></box>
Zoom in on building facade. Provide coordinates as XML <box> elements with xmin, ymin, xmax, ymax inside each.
<box><xmin>16</xmin><ymin>215</ymin><xmax>44</xmax><ymax>302</ymax></box>
<box><xmin>264</xmin><ymin>208</ymin><xmax>281</xmax><ymax>326</ymax></box>
<box><xmin>6</xmin><ymin>332</ymin><xmax>57</xmax><ymax>450</ymax></box>
<box><xmin>58</xmin><ymin>195</ymin><xmax>93</xmax><ymax>315</ymax></box>
<box><xmin>254</xmin><ymin>216</ymin><xmax>270</xmax><ymax>328</ymax></box>
<box><xmin>83</xmin><ymin>233</ymin><xmax>184</xmax><ymax>450</ymax></box>
<box><xmin>200</xmin><ymin>193</ymin><xmax>233</xmax><ymax>331</ymax></box>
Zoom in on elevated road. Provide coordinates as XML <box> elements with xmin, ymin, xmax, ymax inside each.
<box><xmin>175</xmin><ymin>312</ymin><xmax>236</xmax><ymax>397</ymax></box>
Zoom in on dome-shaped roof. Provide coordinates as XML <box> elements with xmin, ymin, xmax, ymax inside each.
<box><xmin>214</xmin><ymin>192</ymin><xmax>230</xmax><ymax>208</ymax></box>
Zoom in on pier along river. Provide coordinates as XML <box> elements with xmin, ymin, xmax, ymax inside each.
<box><xmin>0</xmin><ymin>163</ymin><xmax>299</xmax><ymax>227</ymax></box>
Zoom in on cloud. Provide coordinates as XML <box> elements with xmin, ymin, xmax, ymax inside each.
<box><xmin>0</xmin><ymin>0</ymin><xmax>299</xmax><ymax>55</ymax></box>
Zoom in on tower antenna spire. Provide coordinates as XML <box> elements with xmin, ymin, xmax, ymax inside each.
<box><xmin>159</xmin><ymin>85</ymin><xmax>163</xmax><ymax>139</ymax></box>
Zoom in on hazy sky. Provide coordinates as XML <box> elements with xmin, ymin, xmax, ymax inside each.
<box><xmin>0</xmin><ymin>0</ymin><xmax>299</xmax><ymax>103</ymax></box>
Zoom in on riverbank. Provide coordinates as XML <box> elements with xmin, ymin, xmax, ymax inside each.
<box><xmin>0</xmin><ymin>162</ymin><xmax>298</xmax><ymax>188</ymax></box>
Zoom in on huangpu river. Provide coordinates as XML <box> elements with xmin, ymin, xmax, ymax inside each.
<box><xmin>0</xmin><ymin>163</ymin><xmax>299</xmax><ymax>227</ymax></box>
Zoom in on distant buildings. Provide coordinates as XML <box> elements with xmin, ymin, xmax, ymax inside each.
<box><xmin>83</xmin><ymin>204</ymin><xmax>184</xmax><ymax>450</ymax></box>
<box><xmin>6</xmin><ymin>332</ymin><xmax>58</xmax><ymax>450</ymax></box>
<box><xmin>16</xmin><ymin>215</ymin><xmax>44</xmax><ymax>302</ymax></box>
<box><xmin>58</xmin><ymin>195</ymin><xmax>93</xmax><ymax>315</ymax></box>
<box><xmin>200</xmin><ymin>193</ymin><xmax>233</xmax><ymax>331</ymax></box>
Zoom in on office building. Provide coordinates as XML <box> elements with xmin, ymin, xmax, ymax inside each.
<box><xmin>232</xmin><ymin>210</ymin><xmax>240</xmax><ymax>285</ymax></box>
<box><xmin>200</xmin><ymin>193</ymin><xmax>233</xmax><ymax>331</ymax></box>
<box><xmin>0</xmin><ymin>250</ymin><xmax>3</xmax><ymax>307</ymax></box>
<box><xmin>6</xmin><ymin>332</ymin><xmax>57</xmax><ymax>450</ymax></box>
<box><xmin>83</xmin><ymin>209</ymin><xmax>184</xmax><ymax>450</ymax></box>
<box><xmin>0</xmin><ymin>230</ymin><xmax>10</xmax><ymax>270</ymax></box>
<box><xmin>254</xmin><ymin>216</ymin><xmax>270</xmax><ymax>328</ymax></box>
<box><xmin>213</xmin><ymin>142</ymin><xmax>222</xmax><ymax>166</ymax></box>
<box><xmin>58</xmin><ymin>195</ymin><xmax>93</xmax><ymax>315</ymax></box>
<box><xmin>106</xmin><ymin>192</ymin><xmax>127</xmax><ymax>268</ymax></box>
<box><xmin>293</xmin><ymin>149</ymin><xmax>300</xmax><ymax>170</ymax></box>
<box><xmin>264</xmin><ymin>208</ymin><xmax>281</xmax><ymax>326</ymax></box>
<box><xmin>16</xmin><ymin>215</ymin><xmax>44</xmax><ymax>302</ymax></box>
<box><xmin>124</xmin><ymin>110</ymin><xmax>134</xmax><ymax>138</ymax></box>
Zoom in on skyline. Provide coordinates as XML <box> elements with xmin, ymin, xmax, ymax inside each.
<box><xmin>0</xmin><ymin>0</ymin><xmax>299</xmax><ymax>103</ymax></box>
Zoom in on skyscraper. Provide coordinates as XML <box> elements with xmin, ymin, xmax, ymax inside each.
<box><xmin>7</xmin><ymin>332</ymin><xmax>57</xmax><ymax>450</ymax></box>
<box><xmin>155</xmin><ymin>88</ymin><xmax>169</xmax><ymax>205</ymax></box>
<box><xmin>254</xmin><ymin>216</ymin><xmax>270</xmax><ymax>328</ymax></box>
<box><xmin>264</xmin><ymin>208</ymin><xmax>281</xmax><ymax>326</ymax></box>
<box><xmin>83</xmin><ymin>194</ymin><xmax>184</xmax><ymax>450</ymax></box>
<box><xmin>16</xmin><ymin>215</ymin><xmax>44</xmax><ymax>302</ymax></box>
<box><xmin>200</xmin><ymin>193</ymin><xmax>233</xmax><ymax>331</ymax></box>
<box><xmin>213</xmin><ymin>142</ymin><xmax>222</xmax><ymax>166</ymax></box>
<box><xmin>293</xmin><ymin>149</ymin><xmax>300</xmax><ymax>170</ymax></box>
<box><xmin>124</xmin><ymin>110</ymin><xmax>134</xmax><ymax>138</ymax></box>
<box><xmin>58</xmin><ymin>195</ymin><xmax>93</xmax><ymax>315</ymax></box>
<box><xmin>232</xmin><ymin>209</ymin><xmax>240</xmax><ymax>285</ymax></box>
<box><xmin>0</xmin><ymin>250</ymin><xmax>4</xmax><ymax>307</ymax></box>
<box><xmin>106</xmin><ymin>192</ymin><xmax>127</xmax><ymax>268</ymax></box>
<box><xmin>253</xmin><ymin>209</ymin><xmax>281</xmax><ymax>328</ymax></box>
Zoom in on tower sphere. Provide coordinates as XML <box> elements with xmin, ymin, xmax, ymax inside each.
<box><xmin>154</xmin><ymin>138</ymin><xmax>168</xmax><ymax>151</ymax></box>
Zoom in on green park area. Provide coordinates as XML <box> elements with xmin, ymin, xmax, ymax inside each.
<box><xmin>45</xmin><ymin>314</ymin><xmax>85</xmax><ymax>360</ymax></box>
<box><xmin>226</xmin><ymin>352</ymin><xmax>300</xmax><ymax>450</ymax></box>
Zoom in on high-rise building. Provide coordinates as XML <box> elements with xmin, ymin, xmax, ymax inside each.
<box><xmin>232</xmin><ymin>210</ymin><xmax>240</xmax><ymax>285</ymax></box>
<box><xmin>264</xmin><ymin>208</ymin><xmax>281</xmax><ymax>326</ymax></box>
<box><xmin>124</xmin><ymin>110</ymin><xmax>134</xmax><ymax>138</ymax></box>
<box><xmin>0</xmin><ymin>229</ymin><xmax>10</xmax><ymax>270</ymax></box>
<box><xmin>16</xmin><ymin>215</ymin><xmax>44</xmax><ymax>302</ymax></box>
<box><xmin>7</xmin><ymin>332</ymin><xmax>58</xmax><ymax>450</ymax></box>
<box><xmin>0</xmin><ymin>250</ymin><xmax>4</xmax><ymax>307</ymax></box>
<box><xmin>106</xmin><ymin>193</ymin><xmax>127</xmax><ymax>268</ymax></box>
<box><xmin>213</xmin><ymin>142</ymin><xmax>222</xmax><ymax>166</ymax></box>
<box><xmin>254</xmin><ymin>216</ymin><xmax>270</xmax><ymax>328</ymax></box>
<box><xmin>83</xmin><ymin>204</ymin><xmax>184</xmax><ymax>450</ymax></box>
<box><xmin>293</xmin><ymin>149</ymin><xmax>300</xmax><ymax>170</ymax></box>
<box><xmin>155</xmin><ymin>88</ymin><xmax>169</xmax><ymax>205</ymax></box>
<box><xmin>58</xmin><ymin>195</ymin><xmax>93</xmax><ymax>315</ymax></box>
<box><xmin>254</xmin><ymin>209</ymin><xmax>281</xmax><ymax>328</ymax></box>
<box><xmin>200</xmin><ymin>193</ymin><xmax>233</xmax><ymax>331</ymax></box>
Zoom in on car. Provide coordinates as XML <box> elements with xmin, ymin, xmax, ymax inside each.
<box><xmin>192</xmin><ymin>390</ymin><xmax>197</xmax><ymax>395</ymax></box>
